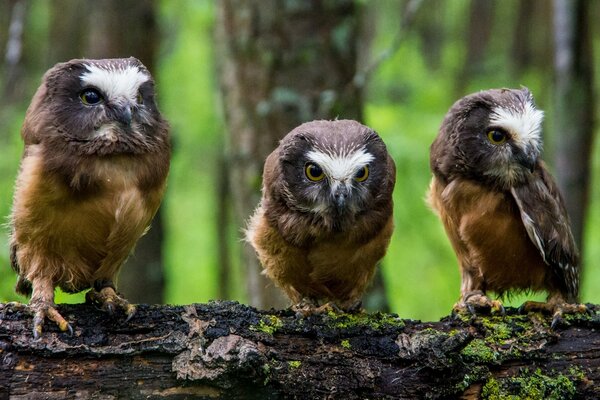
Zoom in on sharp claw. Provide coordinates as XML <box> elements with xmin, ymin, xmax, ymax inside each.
<box><xmin>125</xmin><ymin>305</ymin><xmax>136</xmax><ymax>322</ymax></box>
<box><xmin>105</xmin><ymin>302</ymin><xmax>115</xmax><ymax>316</ymax></box>
<box><xmin>33</xmin><ymin>325</ymin><xmax>42</xmax><ymax>340</ymax></box>
<box><xmin>551</xmin><ymin>315</ymin><xmax>562</xmax><ymax>330</ymax></box>
<box><xmin>466</xmin><ymin>303</ymin><xmax>476</xmax><ymax>316</ymax></box>
<box><xmin>497</xmin><ymin>304</ymin><xmax>506</xmax><ymax>315</ymax></box>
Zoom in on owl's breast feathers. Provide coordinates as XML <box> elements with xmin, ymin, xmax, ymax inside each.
<box><xmin>428</xmin><ymin>168</ymin><xmax>579</xmax><ymax>300</ymax></box>
<box><xmin>247</xmin><ymin>192</ymin><xmax>394</xmax><ymax>306</ymax></box>
<box><xmin>10</xmin><ymin>141</ymin><xmax>169</xmax><ymax>293</ymax></box>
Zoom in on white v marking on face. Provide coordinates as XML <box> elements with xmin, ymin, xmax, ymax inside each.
<box><xmin>81</xmin><ymin>64</ymin><xmax>149</xmax><ymax>103</ymax></box>
<box><xmin>306</xmin><ymin>148</ymin><xmax>374</xmax><ymax>181</ymax></box>
<box><xmin>489</xmin><ymin>101</ymin><xmax>544</xmax><ymax>153</ymax></box>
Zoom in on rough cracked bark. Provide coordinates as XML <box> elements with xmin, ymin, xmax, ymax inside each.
<box><xmin>0</xmin><ymin>301</ymin><xmax>598</xmax><ymax>399</ymax></box>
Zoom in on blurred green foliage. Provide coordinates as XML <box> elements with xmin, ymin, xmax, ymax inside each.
<box><xmin>0</xmin><ymin>0</ymin><xmax>598</xmax><ymax>322</ymax></box>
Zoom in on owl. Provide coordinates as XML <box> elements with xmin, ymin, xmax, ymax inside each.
<box><xmin>9</xmin><ymin>58</ymin><xmax>170</xmax><ymax>338</ymax></box>
<box><xmin>428</xmin><ymin>88</ymin><xmax>585</xmax><ymax>325</ymax></box>
<box><xmin>246</xmin><ymin>120</ymin><xmax>396</xmax><ymax>313</ymax></box>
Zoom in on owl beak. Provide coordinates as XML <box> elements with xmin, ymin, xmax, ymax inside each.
<box><xmin>333</xmin><ymin>187</ymin><xmax>349</xmax><ymax>213</ymax></box>
<box><xmin>516</xmin><ymin>151</ymin><xmax>536</xmax><ymax>173</ymax></box>
<box><xmin>115</xmin><ymin>104</ymin><xmax>133</xmax><ymax>127</ymax></box>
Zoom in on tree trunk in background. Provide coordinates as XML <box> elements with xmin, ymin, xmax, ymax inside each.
<box><xmin>414</xmin><ymin>0</ymin><xmax>445</xmax><ymax>71</ymax></box>
<box><xmin>510</xmin><ymin>0</ymin><xmax>553</xmax><ymax>101</ymax></box>
<box><xmin>455</xmin><ymin>0</ymin><xmax>495</xmax><ymax>95</ymax></box>
<box><xmin>552</xmin><ymin>0</ymin><xmax>594</xmax><ymax>259</ymax></box>
<box><xmin>1</xmin><ymin>0</ymin><xmax>27</xmax><ymax>104</ymax></box>
<box><xmin>46</xmin><ymin>0</ymin><xmax>165</xmax><ymax>303</ymax></box>
<box><xmin>215</xmin><ymin>0</ymin><xmax>367</xmax><ymax>309</ymax></box>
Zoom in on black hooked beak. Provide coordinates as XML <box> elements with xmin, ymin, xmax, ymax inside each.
<box><xmin>516</xmin><ymin>150</ymin><xmax>536</xmax><ymax>173</ymax></box>
<box><xmin>333</xmin><ymin>186</ymin><xmax>350</xmax><ymax>213</ymax></box>
<box><xmin>114</xmin><ymin>104</ymin><xmax>133</xmax><ymax>127</ymax></box>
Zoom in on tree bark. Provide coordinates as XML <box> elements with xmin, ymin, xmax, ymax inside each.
<box><xmin>0</xmin><ymin>302</ymin><xmax>598</xmax><ymax>399</ymax></box>
<box><xmin>215</xmin><ymin>0</ymin><xmax>364</xmax><ymax>309</ymax></box>
<box><xmin>552</xmin><ymin>0</ymin><xmax>594</xmax><ymax>255</ymax></box>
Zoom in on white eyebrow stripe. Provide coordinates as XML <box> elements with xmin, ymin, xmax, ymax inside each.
<box><xmin>80</xmin><ymin>64</ymin><xmax>149</xmax><ymax>102</ymax></box>
<box><xmin>489</xmin><ymin>102</ymin><xmax>544</xmax><ymax>151</ymax></box>
<box><xmin>307</xmin><ymin>148</ymin><xmax>374</xmax><ymax>181</ymax></box>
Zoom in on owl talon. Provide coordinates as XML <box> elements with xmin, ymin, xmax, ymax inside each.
<box><xmin>520</xmin><ymin>299</ymin><xmax>588</xmax><ymax>329</ymax></box>
<box><xmin>550</xmin><ymin>313</ymin><xmax>564</xmax><ymax>330</ymax></box>
<box><xmin>30</xmin><ymin>301</ymin><xmax>72</xmax><ymax>339</ymax></box>
<box><xmin>86</xmin><ymin>286</ymin><xmax>135</xmax><ymax>321</ymax></box>
<box><xmin>454</xmin><ymin>292</ymin><xmax>504</xmax><ymax>317</ymax></box>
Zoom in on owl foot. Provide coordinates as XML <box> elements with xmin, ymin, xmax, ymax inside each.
<box><xmin>86</xmin><ymin>284</ymin><xmax>136</xmax><ymax>322</ymax></box>
<box><xmin>519</xmin><ymin>300</ymin><xmax>589</xmax><ymax>329</ymax></box>
<box><xmin>453</xmin><ymin>291</ymin><xmax>505</xmax><ymax>317</ymax></box>
<box><xmin>292</xmin><ymin>298</ymin><xmax>353</xmax><ymax>316</ymax></box>
<box><xmin>30</xmin><ymin>299</ymin><xmax>73</xmax><ymax>340</ymax></box>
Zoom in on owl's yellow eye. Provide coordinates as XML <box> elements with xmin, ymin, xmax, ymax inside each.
<box><xmin>80</xmin><ymin>88</ymin><xmax>103</xmax><ymax>105</ymax></box>
<box><xmin>354</xmin><ymin>165</ymin><xmax>369</xmax><ymax>182</ymax></box>
<box><xmin>137</xmin><ymin>92</ymin><xmax>144</xmax><ymax>104</ymax></box>
<box><xmin>305</xmin><ymin>163</ymin><xmax>325</xmax><ymax>181</ymax></box>
<box><xmin>487</xmin><ymin>129</ymin><xmax>507</xmax><ymax>145</ymax></box>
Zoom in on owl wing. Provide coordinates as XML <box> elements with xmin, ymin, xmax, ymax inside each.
<box><xmin>510</xmin><ymin>163</ymin><xmax>579</xmax><ymax>301</ymax></box>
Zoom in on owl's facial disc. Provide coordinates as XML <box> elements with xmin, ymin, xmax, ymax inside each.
<box><xmin>305</xmin><ymin>148</ymin><xmax>374</xmax><ymax>214</ymax></box>
<box><xmin>484</xmin><ymin>99</ymin><xmax>544</xmax><ymax>184</ymax></box>
<box><xmin>80</xmin><ymin>63</ymin><xmax>150</xmax><ymax>134</ymax></box>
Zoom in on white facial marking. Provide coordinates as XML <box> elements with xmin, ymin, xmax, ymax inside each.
<box><xmin>488</xmin><ymin>101</ymin><xmax>544</xmax><ymax>152</ymax></box>
<box><xmin>81</xmin><ymin>64</ymin><xmax>149</xmax><ymax>102</ymax></box>
<box><xmin>307</xmin><ymin>148</ymin><xmax>373</xmax><ymax>194</ymax></box>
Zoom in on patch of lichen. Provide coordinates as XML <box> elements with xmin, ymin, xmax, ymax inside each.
<box><xmin>250</xmin><ymin>315</ymin><xmax>284</xmax><ymax>335</ymax></box>
<box><xmin>481</xmin><ymin>368</ymin><xmax>579</xmax><ymax>400</ymax></box>
<box><xmin>288</xmin><ymin>360</ymin><xmax>301</xmax><ymax>369</ymax></box>
<box><xmin>460</xmin><ymin>339</ymin><xmax>498</xmax><ymax>363</ymax></box>
<box><xmin>470</xmin><ymin>313</ymin><xmax>546</xmax><ymax>362</ymax></box>
<box><xmin>325</xmin><ymin>311</ymin><xmax>405</xmax><ymax>332</ymax></box>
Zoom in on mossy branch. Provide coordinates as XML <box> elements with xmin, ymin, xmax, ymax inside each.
<box><xmin>0</xmin><ymin>301</ymin><xmax>598</xmax><ymax>399</ymax></box>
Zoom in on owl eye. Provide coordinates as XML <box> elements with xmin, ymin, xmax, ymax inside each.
<box><xmin>305</xmin><ymin>163</ymin><xmax>325</xmax><ymax>181</ymax></box>
<box><xmin>487</xmin><ymin>129</ymin><xmax>508</xmax><ymax>145</ymax></box>
<box><xmin>136</xmin><ymin>92</ymin><xmax>144</xmax><ymax>104</ymax></box>
<box><xmin>80</xmin><ymin>89</ymin><xmax>103</xmax><ymax>106</ymax></box>
<box><xmin>354</xmin><ymin>165</ymin><xmax>369</xmax><ymax>182</ymax></box>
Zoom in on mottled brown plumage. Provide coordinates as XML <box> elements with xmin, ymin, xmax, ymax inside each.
<box><xmin>428</xmin><ymin>88</ymin><xmax>584</xmax><ymax>324</ymax></box>
<box><xmin>247</xmin><ymin>120</ymin><xmax>395</xmax><ymax>312</ymax></box>
<box><xmin>10</xmin><ymin>58</ymin><xmax>170</xmax><ymax>337</ymax></box>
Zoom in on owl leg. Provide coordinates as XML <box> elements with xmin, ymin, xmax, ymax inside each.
<box><xmin>453</xmin><ymin>269</ymin><xmax>504</xmax><ymax>316</ymax></box>
<box><xmin>29</xmin><ymin>277</ymin><xmax>73</xmax><ymax>339</ymax></box>
<box><xmin>519</xmin><ymin>293</ymin><xmax>588</xmax><ymax>328</ymax></box>
<box><xmin>86</xmin><ymin>279</ymin><xmax>136</xmax><ymax>321</ymax></box>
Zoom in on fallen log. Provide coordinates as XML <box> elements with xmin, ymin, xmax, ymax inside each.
<box><xmin>0</xmin><ymin>301</ymin><xmax>598</xmax><ymax>399</ymax></box>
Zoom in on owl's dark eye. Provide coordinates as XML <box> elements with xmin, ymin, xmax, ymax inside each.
<box><xmin>80</xmin><ymin>89</ymin><xmax>103</xmax><ymax>106</ymax></box>
<box><xmin>487</xmin><ymin>129</ymin><xmax>507</xmax><ymax>145</ymax></box>
<box><xmin>305</xmin><ymin>163</ymin><xmax>325</xmax><ymax>181</ymax></box>
<box><xmin>354</xmin><ymin>165</ymin><xmax>369</xmax><ymax>182</ymax></box>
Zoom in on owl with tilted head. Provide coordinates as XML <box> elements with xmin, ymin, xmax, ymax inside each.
<box><xmin>10</xmin><ymin>58</ymin><xmax>170</xmax><ymax>338</ymax></box>
<box><xmin>247</xmin><ymin>119</ymin><xmax>396</xmax><ymax>314</ymax></box>
<box><xmin>428</xmin><ymin>87</ymin><xmax>586</xmax><ymax>326</ymax></box>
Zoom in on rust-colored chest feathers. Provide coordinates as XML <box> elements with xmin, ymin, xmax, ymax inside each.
<box><xmin>247</xmin><ymin>120</ymin><xmax>396</xmax><ymax>310</ymax></box>
<box><xmin>428</xmin><ymin>88</ymin><xmax>579</xmax><ymax>305</ymax></box>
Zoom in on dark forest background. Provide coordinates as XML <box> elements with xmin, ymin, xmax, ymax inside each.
<box><xmin>0</xmin><ymin>0</ymin><xmax>598</xmax><ymax>321</ymax></box>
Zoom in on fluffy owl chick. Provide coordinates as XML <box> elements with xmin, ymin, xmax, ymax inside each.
<box><xmin>9</xmin><ymin>58</ymin><xmax>170</xmax><ymax>338</ymax></box>
<box><xmin>428</xmin><ymin>88</ymin><xmax>584</xmax><ymax>325</ymax></box>
<box><xmin>247</xmin><ymin>120</ymin><xmax>396</xmax><ymax>313</ymax></box>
